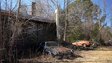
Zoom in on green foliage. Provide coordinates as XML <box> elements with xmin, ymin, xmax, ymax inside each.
<box><xmin>91</xmin><ymin>23</ymin><xmax>100</xmax><ymax>42</ymax></box>
<box><xmin>63</xmin><ymin>0</ymin><xmax>111</xmax><ymax>45</ymax></box>
<box><xmin>100</xmin><ymin>14</ymin><xmax>106</xmax><ymax>23</ymax></box>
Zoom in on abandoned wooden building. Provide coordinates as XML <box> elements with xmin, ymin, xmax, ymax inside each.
<box><xmin>0</xmin><ymin>9</ymin><xmax>57</xmax><ymax>60</ymax></box>
<box><xmin>16</xmin><ymin>15</ymin><xmax>57</xmax><ymax>46</ymax></box>
<box><xmin>0</xmin><ymin>10</ymin><xmax>56</xmax><ymax>49</ymax></box>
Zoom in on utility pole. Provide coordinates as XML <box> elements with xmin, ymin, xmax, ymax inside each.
<box><xmin>55</xmin><ymin>7</ymin><xmax>61</xmax><ymax>40</ymax></box>
<box><xmin>55</xmin><ymin>0</ymin><xmax>61</xmax><ymax>40</ymax></box>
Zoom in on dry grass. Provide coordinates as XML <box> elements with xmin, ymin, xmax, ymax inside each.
<box><xmin>72</xmin><ymin>50</ymin><xmax>112</xmax><ymax>63</ymax></box>
<box><xmin>19</xmin><ymin>47</ymin><xmax>112</xmax><ymax>63</ymax></box>
<box><xmin>19</xmin><ymin>55</ymin><xmax>57</xmax><ymax>63</ymax></box>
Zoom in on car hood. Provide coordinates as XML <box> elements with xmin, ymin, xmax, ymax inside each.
<box><xmin>51</xmin><ymin>46</ymin><xmax>72</xmax><ymax>53</ymax></box>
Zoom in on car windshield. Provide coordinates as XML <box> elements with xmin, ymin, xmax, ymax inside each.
<box><xmin>45</xmin><ymin>42</ymin><xmax>59</xmax><ymax>46</ymax></box>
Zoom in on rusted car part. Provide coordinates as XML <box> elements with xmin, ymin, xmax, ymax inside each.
<box><xmin>72</xmin><ymin>40</ymin><xmax>99</xmax><ymax>50</ymax></box>
<box><xmin>72</xmin><ymin>40</ymin><xmax>93</xmax><ymax>47</ymax></box>
<box><xmin>40</xmin><ymin>41</ymin><xmax>74</xmax><ymax>59</ymax></box>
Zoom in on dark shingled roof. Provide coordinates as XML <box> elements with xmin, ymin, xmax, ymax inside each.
<box><xmin>21</xmin><ymin>15</ymin><xmax>55</xmax><ymax>23</ymax></box>
<box><xmin>0</xmin><ymin>9</ymin><xmax>55</xmax><ymax>23</ymax></box>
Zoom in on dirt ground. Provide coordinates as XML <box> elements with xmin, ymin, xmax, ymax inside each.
<box><xmin>19</xmin><ymin>47</ymin><xmax>112</xmax><ymax>63</ymax></box>
<box><xmin>73</xmin><ymin>51</ymin><xmax>112</xmax><ymax>63</ymax></box>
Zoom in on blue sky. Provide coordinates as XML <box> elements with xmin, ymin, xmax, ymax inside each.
<box><xmin>1</xmin><ymin>0</ymin><xmax>112</xmax><ymax>27</ymax></box>
<box><xmin>92</xmin><ymin>0</ymin><xmax>112</xmax><ymax>26</ymax></box>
